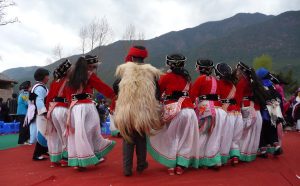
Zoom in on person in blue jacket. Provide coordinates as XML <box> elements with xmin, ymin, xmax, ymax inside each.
<box><xmin>30</xmin><ymin>68</ymin><xmax>50</xmax><ymax>161</ymax></box>
<box><xmin>17</xmin><ymin>81</ymin><xmax>31</xmax><ymax>144</ymax></box>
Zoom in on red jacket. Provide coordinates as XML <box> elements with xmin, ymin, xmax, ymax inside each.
<box><xmin>46</xmin><ymin>77</ymin><xmax>68</xmax><ymax>109</ymax></box>
<box><xmin>235</xmin><ymin>75</ymin><xmax>260</xmax><ymax>110</ymax></box>
<box><xmin>217</xmin><ymin>79</ymin><xmax>240</xmax><ymax>112</ymax></box>
<box><xmin>159</xmin><ymin>72</ymin><xmax>194</xmax><ymax>109</ymax></box>
<box><xmin>66</xmin><ymin>72</ymin><xmax>116</xmax><ymax>105</ymax></box>
<box><xmin>190</xmin><ymin>75</ymin><xmax>222</xmax><ymax>107</ymax></box>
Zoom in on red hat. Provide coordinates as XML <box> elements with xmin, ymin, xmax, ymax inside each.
<box><xmin>125</xmin><ymin>46</ymin><xmax>148</xmax><ymax>62</ymax></box>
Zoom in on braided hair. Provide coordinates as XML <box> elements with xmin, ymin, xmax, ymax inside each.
<box><xmin>215</xmin><ymin>63</ymin><xmax>237</xmax><ymax>84</ymax></box>
<box><xmin>166</xmin><ymin>54</ymin><xmax>191</xmax><ymax>82</ymax></box>
<box><xmin>195</xmin><ymin>59</ymin><xmax>214</xmax><ymax>75</ymax></box>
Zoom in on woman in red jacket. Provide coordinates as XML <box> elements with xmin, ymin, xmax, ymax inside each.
<box><xmin>66</xmin><ymin>55</ymin><xmax>116</xmax><ymax>170</ymax></box>
<box><xmin>235</xmin><ymin>62</ymin><xmax>263</xmax><ymax>162</ymax></box>
<box><xmin>147</xmin><ymin>54</ymin><xmax>200</xmax><ymax>175</ymax></box>
<box><xmin>216</xmin><ymin>63</ymin><xmax>243</xmax><ymax>165</ymax></box>
<box><xmin>46</xmin><ymin>59</ymin><xmax>71</xmax><ymax>167</ymax></box>
<box><xmin>190</xmin><ymin>59</ymin><xmax>226</xmax><ymax>169</ymax></box>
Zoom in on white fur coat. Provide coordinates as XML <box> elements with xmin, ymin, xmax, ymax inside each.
<box><xmin>113</xmin><ymin>62</ymin><xmax>162</xmax><ymax>142</ymax></box>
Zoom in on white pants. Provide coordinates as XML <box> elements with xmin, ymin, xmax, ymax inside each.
<box><xmin>29</xmin><ymin>122</ymin><xmax>37</xmax><ymax>144</ymax></box>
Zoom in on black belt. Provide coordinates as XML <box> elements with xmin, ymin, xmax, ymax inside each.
<box><xmin>243</xmin><ymin>96</ymin><xmax>255</xmax><ymax>101</ymax></box>
<box><xmin>71</xmin><ymin>93</ymin><xmax>92</xmax><ymax>101</ymax></box>
<box><xmin>198</xmin><ymin>94</ymin><xmax>219</xmax><ymax>101</ymax></box>
<box><xmin>165</xmin><ymin>91</ymin><xmax>189</xmax><ymax>101</ymax></box>
<box><xmin>53</xmin><ymin>97</ymin><xmax>68</xmax><ymax>103</ymax></box>
<box><xmin>221</xmin><ymin>98</ymin><xmax>237</xmax><ymax>105</ymax></box>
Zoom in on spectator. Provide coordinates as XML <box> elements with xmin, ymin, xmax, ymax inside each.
<box><xmin>7</xmin><ymin>93</ymin><xmax>18</xmax><ymax>122</ymax></box>
<box><xmin>17</xmin><ymin>81</ymin><xmax>31</xmax><ymax>144</ymax></box>
<box><xmin>0</xmin><ymin>98</ymin><xmax>9</xmax><ymax>122</ymax></box>
<box><xmin>8</xmin><ymin>93</ymin><xmax>18</xmax><ymax>115</ymax></box>
<box><xmin>292</xmin><ymin>88</ymin><xmax>300</xmax><ymax>132</ymax></box>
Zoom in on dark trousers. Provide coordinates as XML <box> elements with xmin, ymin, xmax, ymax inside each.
<box><xmin>259</xmin><ymin>119</ymin><xmax>279</xmax><ymax>148</ymax></box>
<box><xmin>17</xmin><ymin>115</ymin><xmax>30</xmax><ymax>144</ymax></box>
<box><xmin>33</xmin><ymin>142</ymin><xmax>48</xmax><ymax>158</ymax></box>
<box><xmin>123</xmin><ymin>131</ymin><xmax>147</xmax><ymax>173</ymax></box>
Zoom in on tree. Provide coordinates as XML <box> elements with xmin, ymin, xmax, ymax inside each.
<box><xmin>0</xmin><ymin>0</ymin><xmax>18</xmax><ymax>26</ymax></box>
<box><xmin>253</xmin><ymin>54</ymin><xmax>273</xmax><ymax>71</ymax></box>
<box><xmin>122</xmin><ymin>24</ymin><xmax>137</xmax><ymax>51</ymax></box>
<box><xmin>81</xmin><ymin>17</ymin><xmax>113</xmax><ymax>55</ymax></box>
<box><xmin>97</xmin><ymin>17</ymin><xmax>112</xmax><ymax>47</ymax></box>
<box><xmin>79</xmin><ymin>26</ymin><xmax>88</xmax><ymax>54</ymax></box>
<box><xmin>278</xmin><ymin>69</ymin><xmax>299</xmax><ymax>96</ymax></box>
<box><xmin>52</xmin><ymin>44</ymin><xmax>63</xmax><ymax>60</ymax></box>
<box><xmin>122</xmin><ymin>24</ymin><xmax>146</xmax><ymax>47</ymax></box>
<box><xmin>96</xmin><ymin>17</ymin><xmax>113</xmax><ymax>56</ymax></box>
<box><xmin>88</xmin><ymin>18</ymin><xmax>99</xmax><ymax>50</ymax></box>
<box><xmin>122</xmin><ymin>24</ymin><xmax>136</xmax><ymax>41</ymax></box>
<box><xmin>137</xmin><ymin>31</ymin><xmax>145</xmax><ymax>40</ymax></box>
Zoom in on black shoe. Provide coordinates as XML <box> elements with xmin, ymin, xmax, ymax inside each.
<box><xmin>274</xmin><ymin>147</ymin><xmax>283</xmax><ymax>156</ymax></box>
<box><xmin>258</xmin><ymin>151</ymin><xmax>268</xmax><ymax>158</ymax></box>
<box><xmin>124</xmin><ymin>170</ymin><xmax>132</xmax><ymax>177</ymax></box>
<box><xmin>137</xmin><ymin>162</ymin><xmax>148</xmax><ymax>173</ymax></box>
<box><xmin>33</xmin><ymin>156</ymin><xmax>47</xmax><ymax>161</ymax></box>
<box><xmin>212</xmin><ymin>164</ymin><xmax>221</xmax><ymax>171</ymax></box>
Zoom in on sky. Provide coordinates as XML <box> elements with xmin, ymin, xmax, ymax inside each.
<box><xmin>0</xmin><ymin>0</ymin><xmax>300</xmax><ymax>72</ymax></box>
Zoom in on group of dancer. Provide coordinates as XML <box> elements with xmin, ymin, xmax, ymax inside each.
<box><xmin>25</xmin><ymin>45</ymin><xmax>285</xmax><ymax>176</ymax></box>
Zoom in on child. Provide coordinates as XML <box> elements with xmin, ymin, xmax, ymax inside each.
<box><xmin>31</xmin><ymin>68</ymin><xmax>50</xmax><ymax>160</ymax></box>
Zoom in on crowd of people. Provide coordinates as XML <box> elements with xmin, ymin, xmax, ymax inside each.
<box><xmin>1</xmin><ymin>45</ymin><xmax>299</xmax><ymax>177</ymax></box>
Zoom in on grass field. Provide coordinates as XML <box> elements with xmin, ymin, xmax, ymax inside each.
<box><xmin>0</xmin><ymin>134</ymin><xmax>19</xmax><ymax>150</ymax></box>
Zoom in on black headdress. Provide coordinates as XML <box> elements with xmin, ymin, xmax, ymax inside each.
<box><xmin>195</xmin><ymin>59</ymin><xmax>214</xmax><ymax>75</ymax></box>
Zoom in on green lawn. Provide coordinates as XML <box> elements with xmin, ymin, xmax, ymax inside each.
<box><xmin>0</xmin><ymin>134</ymin><xmax>19</xmax><ymax>150</ymax></box>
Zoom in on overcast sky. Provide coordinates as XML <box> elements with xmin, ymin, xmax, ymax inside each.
<box><xmin>0</xmin><ymin>0</ymin><xmax>300</xmax><ymax>72</ymax></box>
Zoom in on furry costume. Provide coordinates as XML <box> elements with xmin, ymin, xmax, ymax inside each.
<box><xmin>114</xmin><ymin>62</ymin><xmax>162</xmax><ymax>142</ymax></box>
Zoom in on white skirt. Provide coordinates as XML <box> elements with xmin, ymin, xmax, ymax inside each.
<box><xmin>239</xmin><ymin>110</ymin><xmax>262</xmax><ymax>162</ymax></box>
<box><xmin>68</xmin><ymin>103</ymin><xmax>115</xmax><ymax>167</ymax></box>
<box><xmin>109</xmin><ymin>114</ymin><xmax>120</xmax><ymax>136</ymax></box>
<box><xmin>47</xmin><ymin>107</ymin><xmax>68</xmax><ymax>162</ymax></box>
<box><xmin>36</xmin><ymin>115</ymin><xmax>48</xmax><ymax>147</ymax></box>
<box><xmin>220</xmin><ymin>112</ymin><xmax>244</xmax><ymax>164</ymax></box>
<box><xmin>147</xmin><ymin>108</ymin><xmax>200</xmax><ymax>168</ymax></box>
<box><xmin>198</xmin><ymin>108</ymin><xmax>226</xmax><ymax>167</ymax></box>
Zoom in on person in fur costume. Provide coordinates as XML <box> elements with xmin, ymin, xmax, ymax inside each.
<box><xmin>113</xmin><ymin>46</ymin><xmax>162</xmax><ymax>176</ymax></box>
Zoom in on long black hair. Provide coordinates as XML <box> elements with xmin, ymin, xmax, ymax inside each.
<box><xmin>68</xmin><ymin>57</ymin><xmax>88</xmax><ymax>91</ymax></box>
<box><xmin>171</xmin><ymin>67</ymin><xmax>191</xmax><ymax>82</ymax></box>
<box><xmin>237</xmin><ymin>62</ymin><xmax>272</xmax><ymax>106</ymax></box>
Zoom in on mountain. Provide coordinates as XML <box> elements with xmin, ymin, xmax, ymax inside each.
<box><xmin>2</xmin><ymin>11</ymin><xmax>300</xmax><ymax>90</ymax></box>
